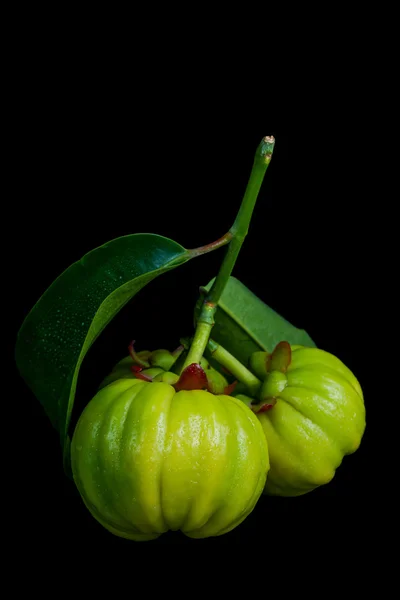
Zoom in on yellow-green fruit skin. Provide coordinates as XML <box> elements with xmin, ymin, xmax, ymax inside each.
<box><xmin>71</xmin><ymin>378</ymin><xmax>269</xmax><ymax>541</ymax></box>
<box><xmin>257</xmin><ymin>346</ymin><xmax>365</xmax><ymax>497</ymax></box>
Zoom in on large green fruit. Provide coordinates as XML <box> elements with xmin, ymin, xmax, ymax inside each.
<box><xmin>71</xmin><ymin>378</ymin><xmax>269</xmax><ymax>540</ymax></box>
<box><xmin>253</xmin><ymin>345</ymin><xmax>365</xmax><ymax>496</ymax></box>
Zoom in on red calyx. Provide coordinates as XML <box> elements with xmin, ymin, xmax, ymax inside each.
<box><xmin>135</xmin><ymin>371</ymin><xmax>154</xmax><ymax>382</ymax></box>
<box><xmin>128</xmin><ymin>340</ymin><xmax>150</xmax><ymax>368</ymax></box>
<box><xmin>268</xmin><ymin>341</ymin><xmax>292</xmax><ymax>373</ymax></box>
<box><xmin>130</xmin><ymin>365</ymin><xmax>153</xmax><ymax>382</ymax></box>
<box><xmin>251</xmin><ymin>397</ymin><xmax>277</xmax><ymax>413</ymax></box>
<box><xmin>174</xmin><ymin>363</ymin><xmax>209</xmax><ymax>391</ymax></box>
<box><xmin>224</xmin><ymin>381</ymin><xmax>238</xmax><ymax>396</ymax></box>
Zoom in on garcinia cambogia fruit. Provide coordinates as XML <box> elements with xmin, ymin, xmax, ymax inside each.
<box><xmin>71</xmin><ymin>377</ymin><xmax>269</xmax><ymax>540</ymax></box>
<box><xmin>243</xmin><ymin>343</ymin><xmax>366</xmax><ymax>497</ymax></box>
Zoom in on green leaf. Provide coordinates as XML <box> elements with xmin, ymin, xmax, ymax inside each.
<box><xmin>15</xmin><ymin>234</ymin><xmax>190</xmax><ymax>470</ymax></box>
<box><xmin>203</xmin><ymin>276</ymin><xmax>316</xmax><ymax>365</ymax></box>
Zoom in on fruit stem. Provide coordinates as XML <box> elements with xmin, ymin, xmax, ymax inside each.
<box><xmin>181</xmin><ymin>136</ymin><xmax>275</xmax><ymax>371</ymax></box>
<box><xmin>207</xmin><ymin>339</ymin><xmax>261</xmax><ymax>396</ymax></box>
<box><xmin>207</xmin><ymin>136</ymin><xmax>275</xmax><ymax>306</ymax></box>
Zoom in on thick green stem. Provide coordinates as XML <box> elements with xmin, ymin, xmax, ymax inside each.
<box><xmin>207</xmin><ymin>136</ymin><xmax>275</xmax><ymax>306</ymax></box>
<box><xmin>207</xmin><ymin>339</ymin><xmax>261</xmax><ymax>396</ymax></box>
<box><xmin>182</xmin><ymin>307</ymin><xmax>214</xmax><ymax>368</ymax></box>
<box><xmin>181</xmin><ymin>136</ymin><xmax>275</xmax><ymax>371</ymax></box>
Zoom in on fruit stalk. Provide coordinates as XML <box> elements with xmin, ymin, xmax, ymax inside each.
<box><xmin>207</xmin><ymin>339</ymin><xmax>261</xmax><ymax>396</ymax></box>
<box><xmin>181</xmin><ymin>136</ymin><xmax>276</xmax><ymax>370</ymax></box>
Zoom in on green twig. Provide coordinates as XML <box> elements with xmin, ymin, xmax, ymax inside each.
<box><xmin>188</xmin><ymin>232</ymin><xmax>233</xmax><ymax>258</ymax></box>
<box><xmin>207</xmin><ymin>339</ymin><xmax>261</xmax><ymax>396</ymax></box>
<box><xmin>181</xmin><ymin>136</ymin><xmax>275</xmax><ymax>371</ymax></box>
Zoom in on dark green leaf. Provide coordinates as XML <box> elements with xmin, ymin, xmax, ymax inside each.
<box><xmin>204</xmin><ymin>276</ymin><xmax>316</xmax><ymax>365</ymax></box>
<box><xmin>15</xmin><ymin>234</ymin><xmax>190</xmax><ymax>469</ymax></box>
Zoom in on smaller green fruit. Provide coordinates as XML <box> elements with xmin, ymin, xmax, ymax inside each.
<box><xmin>234</xmin><ymin>394</ymin><xmax>253</xmax><ymax>408</ymax></box>
<box><xmin>150</xmin><ymin>349</ymin><xmax>178</xmax><ymax>371</ymax></box>
<box><xmin>259</xmin><ymin>370</ymin><xmax>287</xmax><ymax>400</ymax></box>
<box><xmin>200</xmin><ymin>357</ymin><xmax>229</xmax><ymax>394</ymax></box>
<box><xmin>249</xmin><ymin>351</ymin><xmax>270</xmax><ymax>379</ymax></box>
<box><xmin>141</xmin><ymin>368</ymin><xmax>165</xmax><ymax>379</ymax></box>
<box><xmin>256</xmin><ymin>345</ymin><xmax>366</xmax><ymax>496</ymax></box>
<box><xmin>153</xmin><ymin>371</ymin><xmax>179</xmax><ymax>385</ymax></box>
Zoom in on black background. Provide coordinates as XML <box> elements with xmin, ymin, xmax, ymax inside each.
<box><xmin>10</xmin><ymin>76</ymin><xmax>375</xmax><ymax>554</ymax></box>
